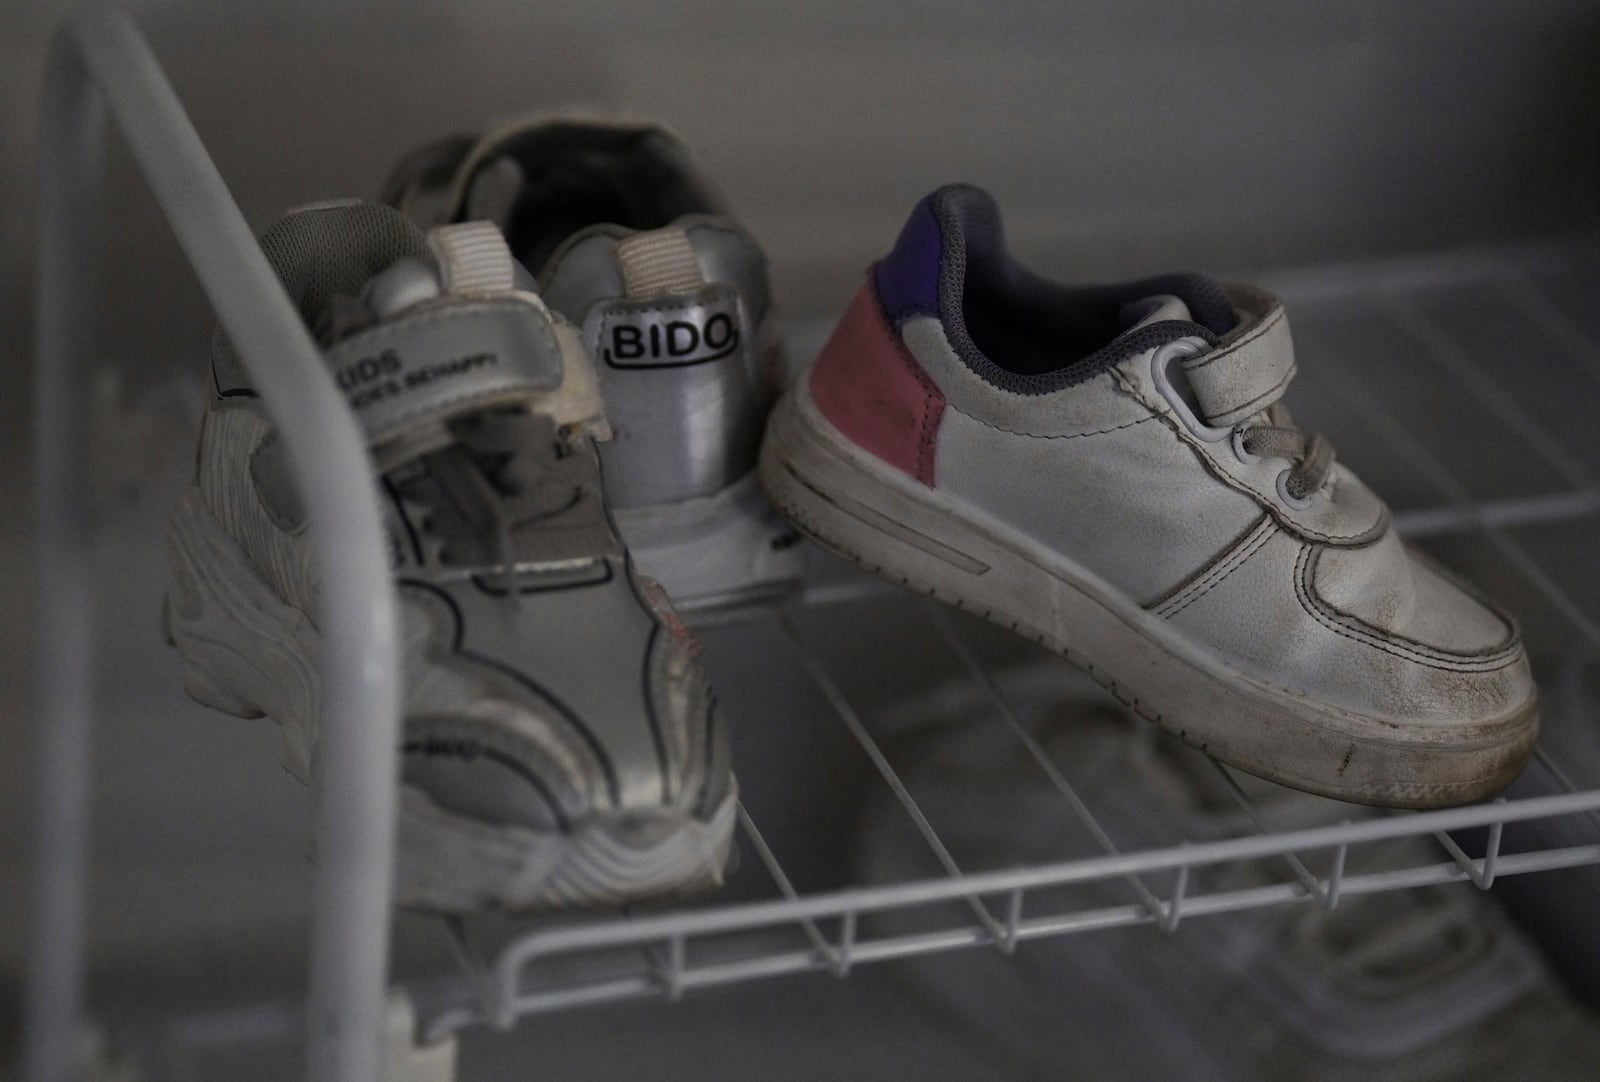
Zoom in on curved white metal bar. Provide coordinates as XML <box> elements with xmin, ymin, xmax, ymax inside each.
<box><xmin>24</xmin><ymin>25</ymin><xmax>105</xmax><ymax>1082</ymax></box>
<box><xmin>416</xmin><ymin>843</ymin><xmax>1600</xmax><ymax>1039</ymax></box>
<box><xmin>28</xmin><ymin>12</ymin><xmax>402</xmax><ymax>1082</ymax></box>
<box><xmin>486</xmin><ymin>787</ymin><xmax>1600</xmax><ymax>989</ymax></box>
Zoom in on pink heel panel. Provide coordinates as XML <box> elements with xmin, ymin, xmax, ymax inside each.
<box><xmin>807</xmin><ymin>280</ymin><xmax>944</xmax><ymax>485</ymax></box>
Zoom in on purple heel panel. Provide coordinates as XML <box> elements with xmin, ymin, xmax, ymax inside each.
<box><xmin>872</xmin><ymin>198</ymin><xmax>944</xmax><ymax>323</ymax></box>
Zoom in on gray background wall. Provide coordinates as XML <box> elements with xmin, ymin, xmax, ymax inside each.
<box><xmin>3</xmin><ymin>0</ymin><xmax>1600</xmax><ymax>442</ymax></box>
<box><xmin>4</xmin><ymin>0</ymin><xmax>1600</xmax><ymax>1073</ymax></box>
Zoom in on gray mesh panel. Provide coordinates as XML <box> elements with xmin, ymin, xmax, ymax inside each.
<box><xmin>212</xmin><ymin>201</ymin><xmax>431</xmax><ymax>393</ymax></box>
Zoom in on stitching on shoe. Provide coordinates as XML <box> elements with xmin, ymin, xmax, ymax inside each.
<box><xmin>1406</xmin><ymin>545</ymin><xmax>1526</xmax><ymax>642</ymax></box>
<box><xmin>1201</xmin><ymin>364</ymin><xmax>1296</xmax><ymax>425</ymax></box>
<box><xmin>1305</xmin><ymin>543</ymin><xmax>1520</xmax><ymax>657</ymax></box>
<box><xmin>867</xmin><ymin>278</ymin><xmax>944</xmax><ymax>484</ymax></box>
<box><xmin>1150</xmin><ymin>514</ymin><xmax>1271</xmax><ymax>614</ymax></box>
<box><xmin>1291</xmin><ymin>546</ymin><xmax>1522</xmax><ymax>670</ymax></box>
<box><xmin>1157</xmin><ymin>516</ymin><xmax>1278</xmax><ymax>618</ymax></box>
<box><xmin>957</xmin><ymin>410</ymin><xmax>1158</xmax><ymax>441</ymax></box>
<box><xmin>1183</xmin><ymin>306</ymin><xmax>1285</xmax><ymax>371</ymax></box>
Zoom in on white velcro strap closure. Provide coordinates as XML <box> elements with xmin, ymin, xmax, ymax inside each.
<box><xmin>615</xmin><ymin>227</ymin><xmax>705</xmax><ymax>297</ymax></box>
<box><xmin>322</xmin><ymin>297</ymin><xmax>563</xmax><ymax>447</ymax></box>
<box><xmin>428</xmin><ymin>221</ymin><xmax>515</xmax><ymax>295</ymax></box>
<box><xmin>1180</xmin><ymin>303</ymin><xmax>1296</xmax><ymax>427</ymax></box>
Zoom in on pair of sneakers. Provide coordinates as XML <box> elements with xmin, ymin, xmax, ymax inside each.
<box><xmin>170</xmin><ymin>119</ymin><xmax>1538</xmax><ymax>913</ymax></box>
<box><xmin>167</xmin><ymin>118</ymin><xmax>794</xmax><ymax>911</ymax></box>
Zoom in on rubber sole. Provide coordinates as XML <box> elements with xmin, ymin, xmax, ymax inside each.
<box><xmin>758</xmin><ymin>378</ymin><xmax>1537</xmax><ymax>809</ymax></box>
<box><xmin>165</xmin><ymin>485</ymin><xmax>736</xmax><ymax>912</ymax></box>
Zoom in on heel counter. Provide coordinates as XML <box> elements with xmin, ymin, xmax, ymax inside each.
<box><xmin>807</xmin><ymin>281</ymin><xmax>944</xmax><ymax>486</ymax></box>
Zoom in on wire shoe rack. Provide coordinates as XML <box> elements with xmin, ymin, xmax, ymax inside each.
<box><xmin>25</xmin><ymin>11</ymin><xmax>1600</xmax><ymax>1080</ymax></box>
<box><xmin>414</xmin><ymin>607</ymin><xmax>1600</xmax><ymax>1039</ymax></box>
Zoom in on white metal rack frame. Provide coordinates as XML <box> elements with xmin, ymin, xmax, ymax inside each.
<box><xmin>28</xmin><ymin>13</ymin><xmax>403</xmax><ymax>1082</ymax></box>
<box><xmin>25</xmin><ymin>9</ymin><xmax>1600</xmax><ymax>1080</ymax></box>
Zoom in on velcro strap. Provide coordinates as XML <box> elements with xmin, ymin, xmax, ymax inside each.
<box><xmin>1180</xmin><ymin>303</ymin><xmax>1296</xmax><ymax>427</ymax></box>
<box><xmin>322</xmin><ymin>297</ymin><xmax>562</xmax><ymax>445</ymax></box>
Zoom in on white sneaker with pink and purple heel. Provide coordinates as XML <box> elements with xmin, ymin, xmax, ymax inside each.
<box><xmin>760</xmin><ymin>183</ymin><xmax>1537</xmax><ymax>808</ymax></box>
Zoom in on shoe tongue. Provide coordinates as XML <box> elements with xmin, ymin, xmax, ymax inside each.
<box><xmin>1117</xmin><ymin>293</ymin><xmax>1194</xmax><ymax>334</ymax></box>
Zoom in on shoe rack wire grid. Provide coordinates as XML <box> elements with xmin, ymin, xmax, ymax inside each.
<box><xmin>25</xmin><ymin>10</ymin><xmax>1600</xmax><ymax>1079</ymax></box>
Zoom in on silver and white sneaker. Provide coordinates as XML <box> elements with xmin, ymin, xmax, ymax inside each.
<box><xmin>165</xmin><ymin>201</ymin><xmax>736</xmax><ymax>912</ymax></box>
<box><xmin>384</xmin><ymin>116</ymin><xmax>802</xmax><ymax>624</ymax></box>
<box><xmin>763</xmin><ymin>183</ymin><xmax>1537</xmax><ymax>808</ymax></box>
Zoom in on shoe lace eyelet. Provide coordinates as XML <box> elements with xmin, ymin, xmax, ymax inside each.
<box><xmin>1275</xmin><ymin>468</ymin><xmax>1314</xmax><ymax>510</ymax></box>
<box><xmin>1231</xmin><ymin>426</ymin><xmax>1262</xmax><ymax>466</ymax></box>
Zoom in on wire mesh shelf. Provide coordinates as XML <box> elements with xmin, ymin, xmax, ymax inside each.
<box><xmin>408</xmin><ymin>247</ymin><xmax>1600</xmax><ymax>1041</ymax></box>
